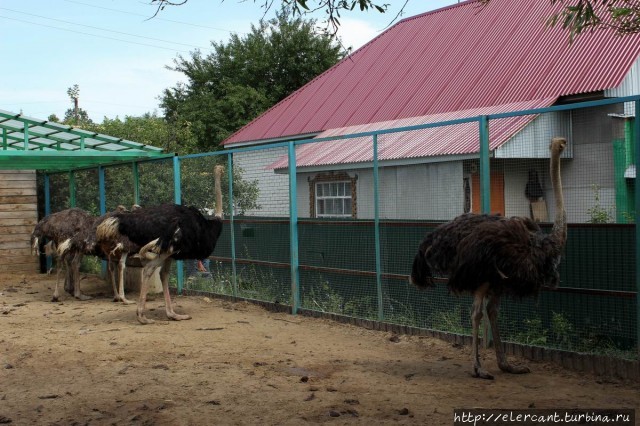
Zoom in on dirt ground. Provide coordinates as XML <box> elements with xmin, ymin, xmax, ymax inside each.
<box><xmin>0</xmin><ymin>272</ymin><xmax>638</xmax><ymax>426</ymax></box>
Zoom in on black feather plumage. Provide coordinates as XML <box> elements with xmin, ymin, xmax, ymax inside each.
<box><xmin>113</xmin><ymin>203</ymin><xmax>223</xmax><ymax>261</ymax></box>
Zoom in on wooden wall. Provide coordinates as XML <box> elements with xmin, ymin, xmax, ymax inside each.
<box><xmin>0</xmin><ymin>170</ymin><xmax>39</xmax><ymax>272</ymax></box>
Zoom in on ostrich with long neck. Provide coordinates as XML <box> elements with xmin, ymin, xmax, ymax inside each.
<box><xmin>410</xmin><ymin>137</ymin><xmax>567</xmax><ymax>379</ymax></box>
<box><xmin>97</xmin><ymin>165</ymin><xmax>225</xmax><ymax>324</ymax></box>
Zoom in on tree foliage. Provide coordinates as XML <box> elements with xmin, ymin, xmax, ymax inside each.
<box><xmin>480</xmin><ymin>0</ymin><xmax>639</xmax><ymax>39</ymax></box>
<box><xmin>63</xmin><ymin>84</ymin><xmax>93</xmax><ymax>127</ymax></box>
<box><xmin>160</xmin><ymin>8</ymin><xmax>343</xmax><ymax>151</ymax></box>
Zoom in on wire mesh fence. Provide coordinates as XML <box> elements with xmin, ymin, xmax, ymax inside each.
<box><xmin>40</xmin><ymin>96</ymin><xmax>639</xmax><ymax>361</ymax></box>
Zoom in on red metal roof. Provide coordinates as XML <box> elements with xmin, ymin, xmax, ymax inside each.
<box><xmin>224</xmin><ymin>0</ymin><xmax>640</xmax><ymax>146</ymax></box>
<box><xmin>267</xmin><ymin>98</ymin><xmax>555</xmax><ymax>169</ymax></box>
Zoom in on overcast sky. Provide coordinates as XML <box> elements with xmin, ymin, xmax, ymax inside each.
<box><xmin>1</xmin><ymin>0</ymin><xmax>456</xmax><ymax>122</ymax></box>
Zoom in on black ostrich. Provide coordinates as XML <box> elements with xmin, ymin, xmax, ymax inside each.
<box><xmin>410</xmin><ymin>137</ymin><xmax>567</xmax><ymax>379</ymax></box>
<box><xmin>31</xmin><ymin>208</ymin><xmax>96</xmax><ymax>301</ymax></box>
<box><xmin>96</xmin><ymin>165</ymin><xmax>225</xmax><ymax>324</ymax></box>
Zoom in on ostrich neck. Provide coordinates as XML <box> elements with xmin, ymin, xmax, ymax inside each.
<box><xmin>550</xmin><ymin>147</ymin><xmax>566</xmax><ymax>246</ymax></box>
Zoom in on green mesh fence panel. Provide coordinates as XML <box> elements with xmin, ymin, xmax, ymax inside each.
<box><xmin>138</xmin><ymin>158</ymin><xmax>175</xmax><ymax>206</ymax></box>
<box><xmin>46</xmin><ymin>173</ymin><xmax>70</xmax><ymax>212</ymax></box>
<box><xmin>491</xmin><ymin>103</ymin><xmax>637</xmax><ymax>358</ymax></box>
<box><xmin>104</xmin><ymin>164</ymin><xmax>136</xmax><ymax>211</ymax></box>
<box><xmin>73</xmin><ymin>169</ymin><xmax>99</xmax><ymax>215</ymax></box>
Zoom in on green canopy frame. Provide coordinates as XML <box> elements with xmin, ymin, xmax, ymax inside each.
<box><xmin>0</xmin><ymin>110</ymin><xmax>170</xmax><ymax>172</ymax></box>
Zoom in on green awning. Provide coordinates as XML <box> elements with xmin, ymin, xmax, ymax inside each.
<box><xmin>0</xmin><ymin>109</ymin><xmax>170</xmax><ymax>172</ymax></box>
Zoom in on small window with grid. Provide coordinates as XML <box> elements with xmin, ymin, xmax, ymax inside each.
<box><xmin>315</xmin><ymin>181</ymin><xmax>352</xmax><ymax>218</ymax></box>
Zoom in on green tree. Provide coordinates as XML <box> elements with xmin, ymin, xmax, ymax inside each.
<box><xmin>160</xmin><ymin>8</ymin><xmax>343</xmax><ymax>151</ymax></box>
<box><xmin>482</xmin><ymin>0</ymin><xmax>639</xmax><ymax>39</ymax></box>
<box><xmin>63</xmin><ymin>84</ymin><xmax>93</xmax><ymax>127</ymax></box>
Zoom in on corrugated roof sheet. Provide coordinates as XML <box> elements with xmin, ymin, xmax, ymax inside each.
<box><xmin>225</xmin><ymin>0</ymin><xmax>640</xmax><ymax>146</ymax></box>
<box><xmin>267</xmin><ymin>98</ymin><xmax>555</xmax><ymax>169</ymax></box>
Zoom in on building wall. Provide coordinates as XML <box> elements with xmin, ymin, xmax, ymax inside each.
<box><xmin>233</xmin><ymin>146</ymin><xmax>289</xmax><ymax>217</ymax></box>
<box><xmin>297</xmin><ymin>162</ymin><xmax>465</xmax><ymax>221</ymax></box>
<box><xmin>0</xmin><ymin>170</ymin><xmax>39</xmax><ymax>272</ymax></box>
<box><xmin>233</xmin><ymin>105</ymin><xmax>623</xmax><ymax>223</ymax></box>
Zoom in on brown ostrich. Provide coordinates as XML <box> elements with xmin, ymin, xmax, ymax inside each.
<box><xmin>70</xmin><ymin>205</ymin><xmax>139</xmax><ymax>304</ymax></box>
<box><xmin>410</xmin><ymin>137</ymin><xmax>567</xmax><ymax>379</ymax></box>
<box><xmin>96</xmin><ymin>165</ymin><xmax>225</xmax><ymax>324</ymax></box>
<box><xmin>31</xmin><ymin>208</ymin><xmax>95</xmax><ymax>302</ymax></box>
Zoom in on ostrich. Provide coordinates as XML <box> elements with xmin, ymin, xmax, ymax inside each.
<box><xmin>410</xmin><ymin>137</ymin><xmax>567</xmax><ymax>379</ymax></box>
<box><xmin>59</xmin><ymin>205</ymin><xmax>138</xmax><ymax>304</ymax></box>
<box><xmin>96</xmin><ymin>165</ymin><xmax>225</xmax><ymax>324</ymax></box>
<box><xmin>31</xmin><ymin>208</ymin><xmax>96</xmax><ymax>302</ymax></box>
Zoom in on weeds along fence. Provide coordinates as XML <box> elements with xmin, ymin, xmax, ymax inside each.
<box><xmin>41</xmin><ymin>96</ymin><xmax>640</xmax><ymax>368</ymax></box>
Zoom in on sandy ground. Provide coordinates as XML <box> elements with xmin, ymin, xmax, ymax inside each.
<box><xmin>0</xmin><ymin>271</ymin><xmax>638</xmax><ymax>426</ymax></box>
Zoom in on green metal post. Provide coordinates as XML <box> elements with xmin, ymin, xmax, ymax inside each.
<box><xmin>634</xmin><ymin>100</ymin><xmax>640</xmax><ymax>359</ymax></box>
<box><xmin>2</xmin><ymin>128</ymin><xmax>7</xmax><ymax>150</ymax></box>
<box><xmin>98</xmin><ymin>167</ymin><xmax>107</xmax><ymax>278</ymax></box>
<box><xmin>479</xmin><ymin>115</ymin><xmax>492</xmax><ymax>348</ymax></box>
<box><xmin>227</xmin><ymin>154</ymin><xmax>238</xmax><ymax>299</ymax></box>
<box><xmin>132</xmin><ymin>162</ymin><xmax>140</xmax><ymax>205</ymax></box>
<box><xmin>373</xmin><ymin>134</ymin><xmax>384</xmax><ymax>321</ymax></box>
<box><xmin>23</xmin><ymin>124</ymin><xmax>29</xmax><ymax>150</ymax></box>
<box><xmin>69</xmin><ymin>171</ymin><xmax>76</xmax><ymax>208</ymax></box>
<box><xmin>288</xmin><ymin>142</ymin><xmax>300</xmax><ymax>315</ymax></box>
<box><xmin>44</xmin><ymin>174</ymin><xmax>52</xmax><ymax>272</ymax></box>
<box><xmin>479</xmin><ymin>115</ymin><xmax>491</xmax><ymax>214</ymax></box>
<box><xmin>80</xmin><ymin>136</ymin><xmax>85</xmax><ymax>150</ymax></box>
<box><xmin>173</xmin><ymin>156</ymin><xmax>184</xmax><ymax>294</ymax></box>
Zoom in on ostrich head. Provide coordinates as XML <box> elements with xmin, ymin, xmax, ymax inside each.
<box><xmin>409</xmin><ymin>241</ymin><xmax>435</xmax><ymax>288</ymax></box>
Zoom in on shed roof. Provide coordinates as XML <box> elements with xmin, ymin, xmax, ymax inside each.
<box><xmin>225</xmin><ymin>0</ymin><xmax>640</xmax><ymax>146</ymax></box>
<box><xmin>0</xmin><ymin>110</ymin><xmax>168</xmax><ymax>172</ymax></box>
<box><xmin>268</xmin><ymin>98</ymin><xmax>555</xmax><ymax>170</ymax></box>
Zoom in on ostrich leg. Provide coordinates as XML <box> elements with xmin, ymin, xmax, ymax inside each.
<box><xmin>116</xmin><ymin>253</ymin><xmax>134</xmax><ymax>304</ymax></box>
<box><xmin>137</xmin><ymin>256</ymin><xmax>164</xmax><ymax>324</ymax></box>
<box><xmin>108</xmin><ymin>259</ymin><xmax>119</xmax><ymax>301</ymax></box>
<box><xmin>471</xmin><ymin>283</ymin><xmax>493</xmax><ymax>379</ymax></box>
<box><xmin>52</xmin><ymin>261</ymin><xmax>64</xmax><ymax>302</ymax></box>
<box><xmin>486</xmin><ymin>295</ymin><xmax>530</xmax><ymax>374</ymax></box>
<box><xmin>71</xmin><ymin>252</ymin><xmax>91</xmax><ymax>300</ymax></box>
<box><xmin>160</xmin><ymin>258</ymin><xmax>191</xmax><ymax>321</ymax></box>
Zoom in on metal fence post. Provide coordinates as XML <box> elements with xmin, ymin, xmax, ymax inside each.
<box><xmin>479</xmin><ymin>115</ymin><xmax>492</xmax><ymax>348</ymax></box>
<box><xmin>635</xmin><ymin>99</ymin><xmax>640</xmax><ymax>359</ymax></box>
<box><xmin>44</xmin><ymin>173</ymin><xmax>52</xmax><ymax>272</ymax></box>
<box><xmin>288</xmin><ymin>142</ymin><xmax>300</xmax><ymax>315</ymax></box>
<box><xmin>132</xmin><ymin>162</ymin><xmax>140</xmax><ymax>205</ymax></box>
<box><xmin>98</xmin><ymin>166</ymin><xmax>107</xmax><ymax>278</ymax></box>
<box><xmin>479</xmin><ymin>115</ymin><xmax>491</xmax><ymax>214</ymax></box>
<box><xmin>373</xmin><ymin>134</ymin><xmax>384</xmax><ymax>321</ymax></box>
<box><xmin>227</xmin><ymin>154</ymin><xmax>238</xmax><ymax>299</ymax></box>
<box><xmin>173</xmin><ymin>155</ymin><xmax>184</xmax><ymax>294</ymax></box>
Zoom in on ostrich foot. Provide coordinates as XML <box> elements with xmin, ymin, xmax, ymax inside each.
<box><xmin>137</xmin><ymin>314</ymin><xmax>155</xmax><ymax>325</ymax></box>
<box><xmin>113</xmin><ymin>296</ymin><xmax>135</xmax><ymax>305</ymax></box>
<box><xmin>472</xmin><ymin>367</ymin><xmax>494</xmax><ymax>380</ymax></box>
<box><xmin>499</xmin><ymin>363</ymin><xmax>531</xmax><ymax>374</ymax></box>
<box><xmin>75</xmin><ymin>293</ymin><xmax>92</xmax><ymax>301</ymax></box>
<box><xmin>51</xmin><ymin>296</ymin><xmax>59</xmax><ymax>303</ymax></box>
<box><xmin>166</xmin><ymin>312</ymin><xmax>191</xmax><ymax>321</ymax></box>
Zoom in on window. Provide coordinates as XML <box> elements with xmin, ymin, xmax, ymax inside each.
<box><xmin>316</xmin><ymin>181</ymin><xmax>352</xmax><ymax>218</ymax></box>
<box><xmin>309</xmin><ymin>172</ymin><xmax>357</xmax><ymax>218</ymax></box>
